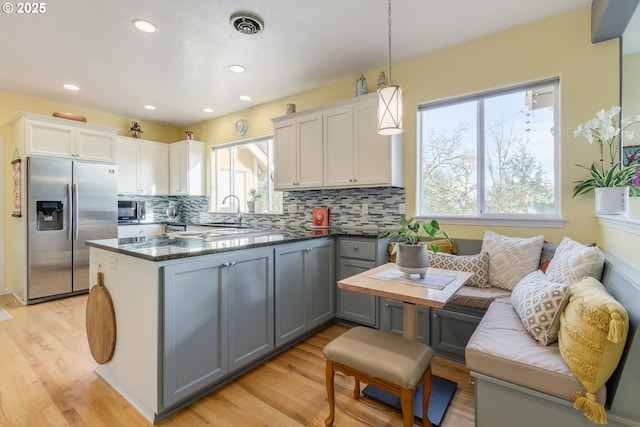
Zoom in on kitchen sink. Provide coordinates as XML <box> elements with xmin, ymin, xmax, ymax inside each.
<box><xmin>165</xmin><ymin>228</ymin><xmax>280</xmax><ymax>242</ymax></box>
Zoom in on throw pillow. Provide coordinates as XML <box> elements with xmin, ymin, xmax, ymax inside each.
<box><xmin>545</xmin><ymin>237</ymin><xmax>604</xmax><ymax>285</ymax></box>
<box><xmin>481</xmin><ymin>230</ymin><xmax>544</xmax><ymax>290</ymax></box>
<box><xmin>428</xmin><ymin>251</ymin><xmax>490</xmax><ymax>288</ymax></box>
<box><xmin>558</xmin><ymin>276</ymin><xmax>629</xmax><ymax>424</ymax></box>
<box><xmin>510</xmin><ymin>270</ymin><xmax>570</xmax><ymax>345</ymax></box>
<box><xmin>539</xmin><ymin>241</ymin><xmax>559</xmax><ymax>273</ymax></box>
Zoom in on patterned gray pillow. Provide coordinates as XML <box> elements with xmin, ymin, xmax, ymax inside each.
<box><xmin>545</xmin><ymin>237</ymin><xmax>604</xmax><ymax>285</ymax></box>
<box><xmin>481</xmin><ymin>230</ymin><xmax>544</xmax><ymax>290</ymax></box>
<box><xmin>511</xmin><ymin>270</ymin><xmax>570</xmax><ymax>346</ymax></box>
<box><xmin>428</xmin><ymin>251</ymin><xmax>490</xmax><ymax>288</ymax></box>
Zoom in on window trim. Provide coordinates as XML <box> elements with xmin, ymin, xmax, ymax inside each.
<box><xmin>417</xmin><ymin>78</ymin><xmax>561</xmax><ymax>222</ymax></box>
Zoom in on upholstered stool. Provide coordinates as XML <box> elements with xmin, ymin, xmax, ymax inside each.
<box><xmin>323</xmin><ymin>326</ymin><xmax>434</xmax><ymax>427</ymax></box>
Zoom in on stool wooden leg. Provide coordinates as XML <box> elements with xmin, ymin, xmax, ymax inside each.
<box><xmin>353</xmin><ymin>378</ymin><xmax>360</xmax><ymax>399</ymax></box>
<box><xmin>325</xmin><ymin>360</ymin><xmax>335</xmax><ymax>427</ymax></box>
<box><xmin>400</xmin><ymin>387</ymin><xmax>415</xmax><ymax>427</ymax></box>
<box><xmin>422</xmin><ymin>365</ymin><xmax>432</xmax><ymax>427</ymax></box>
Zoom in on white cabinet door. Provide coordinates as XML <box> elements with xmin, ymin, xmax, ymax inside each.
<box><xmin>323</xmin><ymin>105</ymin><xmax>354</xmax><ymax>187</ymax></box>
<box><xmin>297</xmin><ymin>113</ymin><xmax>323</xmax><ymax>188</ymax></box>
<box><xmin>169</xmin><ymin>140</ymin><xmax>204</xmax><ymax>195</ymax></box>
<box><xmin>116</xmin><ymin>139</ymin><xmax>140</xmax><ymax>193</ymax></box>
<box><xmin>140</xmin><ymin>141</ymin><xmax>169</xmax><ymax>194</ymax></box>
<box><xmin>76</xmin><ymin>129</ymin><xmax>117</xmax><ymax>162</ymax></box>
<box><xmin>117</xmin><ymin>137</ymin><xmax>169</xmax><ymax>194</ymax></box>
<box><xmin>353</xmin><ymin>99</ymin><xmax>394</xmax><ymax>186</ymax></box>
<box><xmin>26</xmin><ymin>120</ymin><xmax>76</xmax><ymax>158</ymax></box>
<box><xmin>273</xmin><ymin>119</ymin><xmax>298</xmax><ymax>190</ymax></box>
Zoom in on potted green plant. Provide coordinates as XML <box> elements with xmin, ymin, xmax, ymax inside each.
<box><xmin>379</xmin><ymin>217</ymin><xmax>451</xmax><ymax>279</ymax></box>
<box><xmin>247</xmin><ymin>188</ymin><xmax>264</xmax><ymax>213</ymax></box>
<box><xmin>573</xmin><ymin>106</ymin><xmax>640</xmax><ymax>214</ymax></box>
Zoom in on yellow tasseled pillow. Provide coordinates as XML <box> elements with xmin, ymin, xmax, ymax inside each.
<box><xmin>558</xmin><ymin>276</ymin><xmax>629</xmax><ymax>425</ymax></box>
<box><xmin>387</xmin><ymin>239</ymin><xmax>457</xmax><ymax>262</ymax></box>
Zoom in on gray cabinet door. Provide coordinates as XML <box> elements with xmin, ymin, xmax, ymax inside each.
<box><xmin>337</xmin><ymin>258</ymin><xmax>377</xmax><ymax>326</ymax></box>
<box><xmin>228</xmin><ymin>248</ymin><xmax>274</xmax><ymax>371</ymax></box>
<box><xmin>431</xmin><ymin>307</ymin><xmax>482</xmax><ymax>363</ymax></box>
<box><xmin>275</xmin><ymin>243</ymin><xmax>307</xmax><ymax>346</ymax></box>
<box><xmin>275</xmin><ymin>238</ymin><xmax>335</xmax><ymax>346</ymax></box>
<box><xmin>308</xmin><ymin>240</ymin><xmax>335</xmax><ymax>328</ymax></box>
<box><xmin>379</xmin><ymin>298</ymin><xmax>430</xmax><ymax>345</ymax></box>
<box><xmin>163</xmin><ymin>255</ymin><xmax>228</xmax><ymax>407</ymax></box>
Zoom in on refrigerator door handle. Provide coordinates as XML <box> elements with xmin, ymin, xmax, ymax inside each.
<box><xmin>67</xmin><ymin>184</ymin><xmax>73</xmax><ymax>241</ymax></box>
<box><xmin>73</xmin><ymin>183</ymin><xmax>79</xmax><ymax>240</ymax></box>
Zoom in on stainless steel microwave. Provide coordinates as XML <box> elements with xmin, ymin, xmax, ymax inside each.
<box><xmin>118</xmin><ymin>200</ymin><xmax>146</xmax><ymax>221</ymax></box>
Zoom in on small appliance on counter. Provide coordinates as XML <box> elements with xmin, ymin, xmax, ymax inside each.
<box><xmin>118</xmin><ymin>200</ymin><xmax>146</xmax><ymax>222</ymax></box>
<box><xmin>166</xmin><ymin>201</ymin><xmax>178</xmax><ymax>222</ymax></box>
<box><xmin>311</xmin><ymin>207</ymin><xmax>330</xmax><ymax>229</ymax></box>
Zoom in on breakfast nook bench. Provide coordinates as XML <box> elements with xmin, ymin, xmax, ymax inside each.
<box><xmin>323</xmin><ymin>326</ymin><xmax>434</xmax><ymax>427</ymax></box>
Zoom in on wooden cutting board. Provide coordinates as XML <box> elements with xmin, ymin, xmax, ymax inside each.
<box><xmin>86</xmin><ymin>269</ymin><xmax>117</xmax><ymax>364</ymax></box>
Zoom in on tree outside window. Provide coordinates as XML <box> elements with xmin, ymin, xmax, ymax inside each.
<box><xmin>418</xmin><ymin>79</ymin><xmax>558</xmax><ymax>219</ymax></box>
<box><xmin>211</xmin><ymin>136</ymin><xmax>283</xmax><ymax>213</ymax></box>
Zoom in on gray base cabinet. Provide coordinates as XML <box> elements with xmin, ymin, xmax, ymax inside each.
<box><xmin>379</xmin><ymin>298</ymin><xmax>430</xmax><ymax>345</ymax></box>
<box><xmin>162</xmin><ymin>248</ymin><xmax>274</xmax><ymax>408</ymax></box>
<box><xmin>336</xmin><ymin>237</ymin><xmax>388</xmax><ymax>327</ymax></box>
<box><xmin>275</xmin><ymin>238</ymin><xmax>335</xmax><ymax>346</ymax></box>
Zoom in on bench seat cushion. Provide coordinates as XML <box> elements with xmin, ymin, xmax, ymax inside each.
<box><xmin>448</xmin><ymin>285</ymin><xmax>511</xmax><ymax>310</ymax></box>
<box><xmin>323</xmin><ymin>326</ymin><xmax>434</xmax><ymax>389</ymax></box>
<box><xmin>465</xmin><ymin>298</ymin><xmax>606</xmax><ymax>404</ymax></box>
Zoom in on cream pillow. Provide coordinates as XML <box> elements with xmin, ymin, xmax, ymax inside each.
<box><xmin>559</xmin><ymin>276</ymin><xmax>628</xmax><ymax>424</ymax></box>
<box><xmin>481</xmin><ymin>230</ymin><xmax>544</xmax><ymax>290</ymax></box>
<box><xmin>545</xmin><ymin>237</ymin><xmax>604</xmax><ymax>285</ymax></box>
<box><xmin>428</xmin><ymin>251</ymin><xmax>490</xmax><ymax>288</ymax></box>
<box><xmin>511</xmin><ymin>270</ymin><xmax>570</xmax><ymax>346</ymax></box>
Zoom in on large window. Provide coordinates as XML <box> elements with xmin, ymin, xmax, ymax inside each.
<box><xmin>418</xmin><ymin>79</ymin><xmax>559</xmax><ymax>222</ymax></box>
<box><xmin>210</xmin><ymin>136</ymin><xmax>283</xmax><ymax>213</ymax></box>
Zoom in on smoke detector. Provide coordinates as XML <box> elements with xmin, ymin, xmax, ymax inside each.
<box><xmin>230</xmin><ymin>12</ymin><xmax>264</xmax><ymax>35</ymax></box>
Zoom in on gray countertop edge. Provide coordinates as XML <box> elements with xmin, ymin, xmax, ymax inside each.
<box><xmin>86</xmin><ymin>229</ymin><xmax>383</xmax><ymax>262</ymax></box>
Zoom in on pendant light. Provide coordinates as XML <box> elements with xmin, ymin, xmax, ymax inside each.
<box><xmin>377</xmin><ymin>0</ymin><xmax>403</xmax><ymax>135</ymax></box>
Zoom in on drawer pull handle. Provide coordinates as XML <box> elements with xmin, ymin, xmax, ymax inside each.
<box><xmin>353</xmin><ymin>246</ymin><xmax>358</xmax><ymax>250</ymax></box>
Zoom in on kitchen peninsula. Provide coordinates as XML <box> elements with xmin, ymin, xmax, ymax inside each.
<box><xmin>86</xmin><ymin>226</ymin><xmax>342</xmax><ymax>423</ymax></box>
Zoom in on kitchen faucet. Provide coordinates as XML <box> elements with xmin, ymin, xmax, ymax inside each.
<box><xmin>222</xmin><ymin>194</ymin><xmax>242</xmax><ymax>224</ymax></box>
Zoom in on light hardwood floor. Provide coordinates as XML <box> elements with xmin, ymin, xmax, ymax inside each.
<box><xmin>0</xmin><ymin>294</ymin><xmax>474</xmax><ymax>427</ymax></box>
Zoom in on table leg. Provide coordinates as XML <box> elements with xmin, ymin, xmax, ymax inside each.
<box><xmin>403</xmin><ymin>302</ymin><xmax>417</xmax><ymax>340</ymax></box>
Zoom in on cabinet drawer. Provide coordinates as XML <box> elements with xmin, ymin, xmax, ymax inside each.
<box><xmin>339</xmin><ymin>239</ymin><xmax>376</xmax><ymax>260</ymax></box>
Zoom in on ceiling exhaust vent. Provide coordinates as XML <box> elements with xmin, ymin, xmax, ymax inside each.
<box><xmin>230</xmin><ymin>12</ymin><xmax>264</xmax><ymax>35</ymax></box>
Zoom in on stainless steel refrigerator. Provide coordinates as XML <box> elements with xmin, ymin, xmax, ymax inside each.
<box><xmin>27</xmin><ymin>157</ymin><xmax>117</xmax><ymax>304</ymax></box>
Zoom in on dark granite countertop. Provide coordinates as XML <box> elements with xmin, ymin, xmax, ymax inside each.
<box><xmin>87</xmin><ymin>225</ymin><xmax>383</xmax><ymax>262</ymax></box>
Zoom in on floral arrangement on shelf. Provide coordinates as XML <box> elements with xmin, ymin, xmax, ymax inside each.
<box><xmin>572</xmin><ymin>106</ymin><xmax>640</xmax><ymax>198</ymax></box>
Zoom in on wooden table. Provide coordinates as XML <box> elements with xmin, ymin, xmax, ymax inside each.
<box><xmin>337</xmin><ymin>262</ymin><xmax>472</xmax><ymax>340</ymax></box>
<box><xmin>337</xmin><ymin>262</ymin><xmax>472</xmax><ymax>425</ymax></box>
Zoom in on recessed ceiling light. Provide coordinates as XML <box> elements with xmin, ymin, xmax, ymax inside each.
<box><xmin>228</xmin><ymin>64</ymin><xmax>246</xmax><ymax>73</ymax></box>
<box><xmin>133</xmin><ymin>19</ymin><xmax>158</xmax><ymax>33</ymax></box>
<box><xmin>202</xmin><ymin>108</ymin><xmax>214</xmax><ymax>113</ymax></box>
<box><xmin>240</xmin><ymin>95</ymin><xmax>251</xmax><ymax>101</ymax></box>
<box><xmin>63</xmin><ymin>84</ymin><xmax>80</xmax><ymax>91</ymax></box>
<box><xmin>144</xmin><ymin>105</ymin><xmax>156</xmax><ymax>110</ymax></box>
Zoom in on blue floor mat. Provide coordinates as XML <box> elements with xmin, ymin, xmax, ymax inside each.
<box><xmin>362</xmin><ymin>375</ymin><xmax>457</xmax><ymax>426</ymax></box>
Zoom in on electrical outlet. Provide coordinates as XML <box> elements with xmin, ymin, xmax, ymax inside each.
<box><xmin>398</xmin><ymin>203</ymin><xmax>406</xmax><ymax>214</ymax></box>
<box><xmin>288</xmin><ymin>203</ymin><xmax>297</xmax><ymax>214</ymax></box>
<box><xmin>361</xmin><ymin>203</ymin><xmax>368</xmax><ymax>214</ymax></box>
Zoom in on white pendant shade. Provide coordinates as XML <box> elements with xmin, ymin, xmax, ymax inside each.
<box><xmin>377</xmin><ymin>85</ymin><xmax>404</xmax><ymax>135</ymax></box>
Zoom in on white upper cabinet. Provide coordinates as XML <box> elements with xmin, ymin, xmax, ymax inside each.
<box><xmin>169</xmin><ymin>140</ymin><xmax>205</xmax><ymax>195</ymax></box>
<box><xmin>11</xmin><ymin>112</ymin><xmax>117</xmax><ymax>163</ymax></box>
<box><xmin>116</xmin><ymin>136</ymin><xmax>169</xmax><ymax>194</ymax></box>
<box><xmin>273</xmin><ymin>93</ymin><xmax>402</xmax><ymax>191</ymax></box>
<box><xmin>273</xmin><ymin>113</ymin><xmax>323</xmax><ymax>190</ymax></box>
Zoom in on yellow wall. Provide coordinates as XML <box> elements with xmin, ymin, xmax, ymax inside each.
<box><xmin>183</xmin><ymin>7</ymin><xmax>620</xmax><ymax>245</ymax></box>
<box><xmin>0</xmin><ymin>89</ymin><xmax>180</xmax><ymax>143</ymax></box>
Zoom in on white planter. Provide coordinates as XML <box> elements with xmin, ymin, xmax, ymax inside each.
<box><xmin>594</xmin><ymin>187</ymin><xmax>629</xmax><ymax>215</ymax></box>
<box><xmin>396</xmin><ymin>244</ymin><xmax>429</xmax><ymax>279</ymax></box>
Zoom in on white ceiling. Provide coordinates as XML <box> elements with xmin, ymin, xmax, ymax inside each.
<box><xmin>0</xmin><ymin>0</ymin><xmax>592</xmax><ymax>127</ymax></box>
